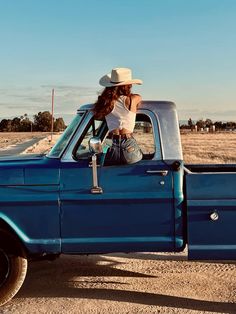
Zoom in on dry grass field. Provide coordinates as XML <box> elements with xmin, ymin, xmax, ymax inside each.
<box><xmin>181</xmin><ymin>132</ymin><xmax>236</xmax><ymax>164</ymax></box>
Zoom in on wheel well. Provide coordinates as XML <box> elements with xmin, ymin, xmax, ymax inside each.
<box><xmin>0</xmin><ymin>219</ymin><xmax>28</xmax><ymax>257</ymax></box>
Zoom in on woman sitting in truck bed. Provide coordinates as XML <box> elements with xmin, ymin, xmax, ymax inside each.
<box><xmin>93</xmin><ymin>67</ymin><xmax>143</xmax><ymax>166</ymax></box>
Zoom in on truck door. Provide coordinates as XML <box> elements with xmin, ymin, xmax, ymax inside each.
<box><xmin>186</xmin><ymin>171</ymin><xmax>236</xmax><ymax>260</ymax></box>
<box><xmin>60</xmin><ymin>111</ymin><xmax>183</xmax><ymax>253</ymax></box>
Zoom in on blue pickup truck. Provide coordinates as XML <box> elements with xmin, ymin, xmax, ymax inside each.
<box><xmin>0</xmin><ymin>101</ymin><xmax>235</xmax><ymax>305</ymax></box>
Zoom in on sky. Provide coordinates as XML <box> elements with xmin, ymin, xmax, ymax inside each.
<box><xmin>0</xmin><ymin>0</ymin><xmax>235</xmax><ymax>124</ymax></box>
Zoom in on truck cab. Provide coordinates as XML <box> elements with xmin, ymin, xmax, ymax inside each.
<box><xmin>48</xmin><ymin>101</ymin><xmax>184</xmax><ymax>255</ymax></box>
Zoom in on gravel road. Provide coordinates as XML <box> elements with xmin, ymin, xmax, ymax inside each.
<box><xmin>0</xmin><ymin>137</ymin><xmax>45</xmax><ymax>156</ymax></box>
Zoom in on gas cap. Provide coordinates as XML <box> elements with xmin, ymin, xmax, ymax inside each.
<box><xmin>210</xmin><ymin>211</ymin><xmax>219</xmax><ymax>221</ymax></box>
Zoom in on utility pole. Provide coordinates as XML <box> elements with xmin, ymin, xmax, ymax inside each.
<box><xmin>51</xmin><ymin>88</ymin><xmax>54</xmax><ymax>142</ymax></box>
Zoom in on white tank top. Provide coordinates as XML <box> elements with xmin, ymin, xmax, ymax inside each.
<box><xmin>105</xmin><ymin>96</ymin><xmax>136</xmax><ymax>132</ymax></box>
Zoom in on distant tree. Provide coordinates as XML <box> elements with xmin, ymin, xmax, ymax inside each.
<box><xmin>11</xmin><ymin>117</ymin><xmax>21</xmax><ymax>131</ymax></box>
<box><xmin>54</xmin><ymin>118</ymin><xmax>66</xmax><ymax>132</ymax></box>
<box><xmin>0</xmin><ymin>119</ymin><xmax>12</xmax><ymax>132</ymax></box>
<box><xmin>222</xmin><ymin>122</ymin><xmax>227</xmax><ymax>129</ymax></box>
<box><xmin>19</xmin><ymin>114</ymin><xmax>32</xmax><ymax>131</ymax></box>
<box><xmin>196</xmin><ymin>119</ymin><xmax>205</xmax><ymax>129</ymax></box>
<box><xmin>226</xmin><ymin>121</ymin><xmax>236</xmax><ymax>130</ymax></box>
<box><xmin>188</xmin><ymin>118</ymin><xmax>194</xmax><ymax>128</ymax></box>
<box><xmin>0</xmin><ymin>112</ymin><xmax>67</xmax><ymax>132</ymax></box>
<box><xmin>205</xmin><ymin>118</ymin><xmax>213</xmax><ymax>128</ymax></box>
<box><xmin>214</xmin><ymin>121</ymin><xmax>223</xmax><ymax>130</ymax></box>
<box><xmin>33</xmin><ymin>111</ymin><xmax>52</xmax><ymax>131</ymax></box>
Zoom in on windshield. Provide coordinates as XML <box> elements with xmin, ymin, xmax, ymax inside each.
<box><xmin>47</xmin><ymin>112</ymin><xmax>85</xmax><ymax>158</ymax></box>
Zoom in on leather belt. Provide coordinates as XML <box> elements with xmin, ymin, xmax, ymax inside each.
<box><xmin>111</xmin><ymin>133</ymin><xmax>133</xmax><ymax>140</ymax></box>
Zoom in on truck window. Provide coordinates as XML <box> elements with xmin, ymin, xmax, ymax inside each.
<box><xmin>74</xmin><ymin>112</ymin><xmax>158</xmax><ymax>161</ymax></box>
<box><xmin>74</xmin><ymin>118</ymin><xmax>105</xmax><ymax>159</ymax></box>
<box><xmin>48</xmin><ymin>112</ymin><xmax>85</xmax><ymax>158</ymax></box>
<box><xmin>134</xmin><ymin>114</ymin><xmax>155</xmax><ymax>159</ymax></box>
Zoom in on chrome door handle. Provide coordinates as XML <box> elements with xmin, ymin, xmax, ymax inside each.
<box><xmin>146</xmin><ymin>170</ymin><xmax>168</xmax><ymax>176</ymax></box>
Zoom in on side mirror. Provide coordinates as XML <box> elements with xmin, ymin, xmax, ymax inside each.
<box><xmin>88</xmin><ymin>137</ymin><xmax>103</xmax><ymax>194</ymax></box>
<box><xmin>89</xmin><ymin>137</ymin><xmax>103</xmax><ymax>154</ymax></box>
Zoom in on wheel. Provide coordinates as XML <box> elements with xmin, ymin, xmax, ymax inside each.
<box><xmin>0</xmin><ymin>230</ymin><xmax>28</xmax><ymax>306</ymax></box>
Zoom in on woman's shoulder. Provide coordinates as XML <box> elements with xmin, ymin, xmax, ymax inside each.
<box><xmin>131</xmin><ymin>93</ymin><xmax>141</xmax><ymax>97</ymax></box>
<box><xmin>124</xmin><ymin>93</ymin><xmax>142</xmax><ymax>111</ymax></box>
<box><xmin>131</xmin><ymin>93</ymin><xmax>142</xmax><ymax>105</ymax></box>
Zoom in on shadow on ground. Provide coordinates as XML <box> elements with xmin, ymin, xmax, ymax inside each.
<box><xmin>14</xmin><ymin>254</ymin><xmax>236</xmax><ymax>313</ymax></box>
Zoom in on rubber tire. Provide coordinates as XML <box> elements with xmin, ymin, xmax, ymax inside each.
<box><xmin>0</xmin><ymin>230</ymin><xmax>28</xmax><ymax>306</ymax></box>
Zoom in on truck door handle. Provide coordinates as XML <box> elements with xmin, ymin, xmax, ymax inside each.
<box><xmin>146</xmin><ymin>170</ymin><xmax>168</xmax><ymax>176</ymax></box>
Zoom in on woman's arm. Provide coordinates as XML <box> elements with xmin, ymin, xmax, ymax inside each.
<box><xmin>125</xmin><ymin>94</ymin><xmax>142</xmax><ymax>112</ymax></box>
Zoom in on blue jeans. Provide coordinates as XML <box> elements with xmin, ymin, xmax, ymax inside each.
<box><xmin>104</xmin><ymin>137</ymin><xmax>143</xmax><ymax>166</ymax></box>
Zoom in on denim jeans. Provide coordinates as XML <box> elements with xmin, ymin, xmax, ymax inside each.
<box><xmin>104</xmin><ymin>137</ymin><xmax>143</xmax><ymax>166</ymax></box>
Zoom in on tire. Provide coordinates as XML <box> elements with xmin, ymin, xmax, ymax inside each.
<box><xmin>0</xmin><ymin>230</ymin><xmax>28</xmax><ymax>306</ymax></box>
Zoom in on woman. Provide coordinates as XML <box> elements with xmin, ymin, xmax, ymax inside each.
<box><xmin>93</xmin><ymin>67</ymin><xmax>143</xmax><ymax>165</ymax></box>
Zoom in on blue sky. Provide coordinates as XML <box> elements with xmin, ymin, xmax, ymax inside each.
<box><xmin>0</xmin><ymin>0</ymin><xmax>235</xmax><ymax>123</ymax></box>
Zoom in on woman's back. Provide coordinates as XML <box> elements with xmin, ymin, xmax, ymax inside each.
<box><xmin>105</xmin><ymin>95</ymin><xmax>136</xmax><ymax>133</ymax></box>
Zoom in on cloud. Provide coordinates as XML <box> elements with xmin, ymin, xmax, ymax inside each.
<box><xmin>0</xmin><ymin>85</ymin><xmax>98</xmax><ymax>122</ymax></box>
<box><xmin>41</xmin><ymin>85</ymin><xmax>98</xmax><ymax>98</ymax></box>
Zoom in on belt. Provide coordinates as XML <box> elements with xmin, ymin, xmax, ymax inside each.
<box><xmin>111</xmin><ymin>133</ymin><xmax>133</xmax><ymax>140</ymax></box>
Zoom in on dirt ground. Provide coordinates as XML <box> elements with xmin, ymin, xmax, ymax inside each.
<box><xmin>1</xmin><ymin>252</ymin><xmax>236</xmax><ymax>314</ymax></box>
<box><xmin>0</xmin><ymin>132</ymin><xmax>236</xmax><ymax>314</ymax></box>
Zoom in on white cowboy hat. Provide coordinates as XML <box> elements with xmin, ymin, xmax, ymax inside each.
<box><xmin>99</xmin><ymin>67</ymin><xmax>143</xmax><ymax>87</ymax></box>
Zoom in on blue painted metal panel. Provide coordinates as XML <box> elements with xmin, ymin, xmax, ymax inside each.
<box><xmin>0</xmin><ymin>169</ymin><xmax>24</xmax><ymax>185</ymax></box>
<box><xmin>187</xmin><ymin>172</ymin><xmax>236</xmax><ymax>199</ymax></box>
<box><xmin>24</xmin><ymin>168</ymin><xmax>59</xmax><ymax>185</ymax></box>
<box><xmin>0</xmin><ymin>156</ymin><xmax>61</xmax><ymax>254</ymax></box>
<box><xmin>186</xmin><ymin>172</ymin><xmax>236</xmax><ymax>260</ymax></box>
<box><xmin>60</xmin><ymin>160</ymin><xmax>178</xmax><ymax>254</ymax></box>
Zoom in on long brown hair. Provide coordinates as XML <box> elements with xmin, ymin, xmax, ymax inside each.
<box><xmin>93</xmin><ymin>85</ymin><xmax>132</xmax><ymax>119</ymax></box>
